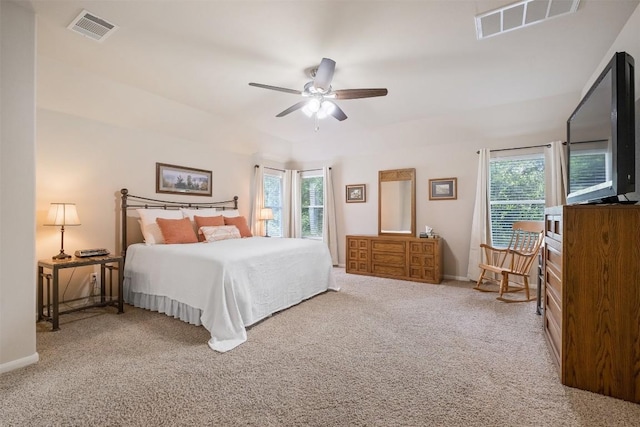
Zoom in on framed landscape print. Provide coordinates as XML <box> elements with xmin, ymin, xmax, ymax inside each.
<box><xmin>156</xmin><ymin>163</ymin><xmax>212</xmax><ymax>196</ymax></box>
<box><xmin>429</xmin><ymin>177</ymin><xmax>457</xmax><ymax>200</ymax></box>
<box><xmin>346</xmin><ymin>184</ymin><xmax>366</xmax><ymax>203</ymax></box>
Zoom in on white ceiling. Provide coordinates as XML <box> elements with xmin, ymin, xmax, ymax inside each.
<box><xmin>23</xmin><ymin>0</ymin><xmax>639</xmax><ymax>158</ymax></box>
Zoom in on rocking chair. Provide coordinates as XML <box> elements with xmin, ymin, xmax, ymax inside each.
<box><xmin>474</xmin><ymin>221</ymin><xmax>544</xmax><ymax>302</ymax></box>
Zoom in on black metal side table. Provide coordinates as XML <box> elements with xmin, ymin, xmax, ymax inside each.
<box><xmin>37</xmin><ymin>255</ymin><xmax>124</xmax><ymax>331</ymax></box>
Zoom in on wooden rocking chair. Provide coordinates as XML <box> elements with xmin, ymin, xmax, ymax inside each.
<box><xmin>473</xmin><ymin>221</ymin><xmax>544</xmax><ymax>302</ymax></box>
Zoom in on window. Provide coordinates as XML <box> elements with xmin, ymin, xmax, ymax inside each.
<box><xmin>489</xmin><ymin>155</ymin><xmax>545</xmax><ymax>247</ymax></box>
<box><xmin>263</xmin><ymin>171</ymin><xmax>283</xmax><ymax>237</ymax></box>
<box><xmin>301</xmin><ymin>171</ymin><xmax>324</xmax><ymax>239</ymax></box>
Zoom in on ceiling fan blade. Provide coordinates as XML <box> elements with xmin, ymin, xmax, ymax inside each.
<box><xmin>329</xmin><ymin>103</ymin><xmax>348</xmax><ymax>121</ymax></box>
<box><xmin>313</xmin><ymin>58</ymin><xmax>336</xmax><ymax>92</ymax></box>
<box><xmin>249</xmin><ymin>82</ymin><xmax>302</xmax><ymax>95</ymax></box>
<box><xmin>276</xmin><ymin>101</ymin><xmax>308</xmax><ymax>117</ymax></box>
<box><xmin>333</xmin><ymin>88</ymin><xmax>388</xmax><ymax>100</ymax></box>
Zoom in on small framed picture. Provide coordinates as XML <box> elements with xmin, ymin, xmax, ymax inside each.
<box><xmin>346</xmin><ymin>184</ymin><xmax>366</xmax><ymax>203</ymax></box>
<box><xmin>156</xmin><ymin>163</ymin><xmax>212</xmax><ymax>197</ymax></box>
<box><xmin>429</xmin><ymin>178</ymin><xmax>457</xmax><ymax>200</ymax></box>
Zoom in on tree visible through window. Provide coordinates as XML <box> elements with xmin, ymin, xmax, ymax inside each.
<box><xmin>490</xmin><ymin>155</ymin><xmax>545</xmax><ymax>247</ymax></box>
<box><xmin>301</xmin><ymin>173</ymin><xmax>324</xmax><ymax>238</ymax></box>
<box><xmin>263</xmin><ymin>172</ymin><xmax>283</xmax><ymax>237</ymax></box>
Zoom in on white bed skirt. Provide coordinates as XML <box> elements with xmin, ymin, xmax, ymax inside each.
<box><xmin>124</xmin><ymin>287</ymin><xmax>203</xmax><ymax>326</ymax></box>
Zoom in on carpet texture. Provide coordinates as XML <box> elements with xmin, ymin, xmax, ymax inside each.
<box><xmin>2</xmin><ymin>268</ymin><xmax>640</xmax><ymax>426</ymax></box>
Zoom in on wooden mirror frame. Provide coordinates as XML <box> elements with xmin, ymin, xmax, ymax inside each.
<box><xmin>378</xmin><ymin>168</ymin><xmax>416</xmax><ymax>236</ymax></box>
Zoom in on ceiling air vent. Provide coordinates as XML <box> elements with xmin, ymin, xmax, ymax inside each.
<box><xmin>475</xmin><ymin>0</ymin><xmax>580</xmax><ymax>40</ymax></box>
<box><xmin>67</xmin><ymin>10</ymin><xmax>118</xmax><ymax>42</ymax></box>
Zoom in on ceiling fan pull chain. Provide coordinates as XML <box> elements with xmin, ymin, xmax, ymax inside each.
<box><xmin>314</xmin><ymin>114</ymin><xmax>320</xmax><ymax>132</ymax></box>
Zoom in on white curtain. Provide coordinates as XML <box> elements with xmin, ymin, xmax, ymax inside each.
<box><xmin>467</xmin><ymin>148</ymin><xmax>492</xmax><ymax>281</ymax></box>
<box><xmin>322</xmin><ymin>167</ymin><xmax>339</xmax><ymax>265</ymax></box>
<box><xmin>250</xmin><ymin>165</ymin><xmax>265</xmax><ymax>236</ymax></box>
<box><xmin>283</xmin><ymin>169</ymin><xmax>301</xmax><ymax>238</ymax></box>
<box><xmin>545</xmin><ymin>140</ymin><xmax>568</xmax><ymax>207</ymax></box>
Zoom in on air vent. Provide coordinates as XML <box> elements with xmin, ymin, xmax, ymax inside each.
<box><xmin>67</xmin><ymin>10</ymin><xmax>118</xmax><ymax>42</ymax></box>
<box><xmin>475</xmin><ymin>0</ymin><xmax>580</xmax><ymax>40</ymax></box>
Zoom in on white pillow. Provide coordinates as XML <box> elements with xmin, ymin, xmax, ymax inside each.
<box><xmin>218</xmin><ymin>209</ymin><xmax>240</xmax><ymax>218</ymax></box>
<box><xmin>180</xmin><ymin>208</ymin><xmax>221</xmax><ymax>235</ymax></box>
<box><xmin>136</xmin><ymin>209</ymin><xmax>183</xmax><ymax>245</ymax></box>
<box><xmin>200</xmin><ymin>225</ymin><xmax>242</xmax><ymax>242</ymax></box>
<box><xmin>180</xmin><ymin>208</ymin><xmax>219</xmax><ymax>221</ymax></box>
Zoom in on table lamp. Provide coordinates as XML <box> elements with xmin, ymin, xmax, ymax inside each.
<box><xmin>259</xmin><ymin>207</ymin><xmax>274</xmax><ymax>237</ymax></box>
<box><xmin>44</xmin><ymin>203</ymin><xmax>81</xmax><ymax>260</ymax></box>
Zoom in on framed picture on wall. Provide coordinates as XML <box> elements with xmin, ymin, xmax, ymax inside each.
<box><xmin>429</xmin><ymin>177</ymin><xmax>457</xmax><ymax>200</ymax></box>
<box><xmin>156</xmin><ymin>163</ymin><xmax>212</xmax><ymax>196</ymax></box>
<box><xmin>346</xmin><ymin>184</ymin><xmax>366</xmax><ymax>203</ymax></box>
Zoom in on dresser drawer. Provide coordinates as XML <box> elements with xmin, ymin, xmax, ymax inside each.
<box><xmin>372</xmin><ymin>263</ymin><xmax>406</xmax><ymax>277</ymax></box>
<box><xmin>545</xmin><ymin>266</ymin><xmax>562</xmax><ymax>301</ymax></box>
<box><xmin>545</xmin><ymin>301</ymin><xmax>562</xmax><ymax>369</ymax></box>
<box><xmin>545</xmin><ymin>288</ymin><xmax>562</xmax><ymax>333</ymax></box>
<box><xmin>545</xmin><ymin>214</ymin><xmax>562</xmax><ymax>242</ymax></box>
<box><xmin>372</xmin><ymin>251</ymin><xmax>404</xmax><ymax>266</ymax></box>
<box><xmin>410</xmin><ymin>254</ymin><xmax>434</xmax><ymax>267</ymax></box>
<box><xmin>545</xmin><ymin>245</ymin><xmax>562</xmax><ymax>275</ymax></box>
<box><xmin>410</xmin><ymin>266</ymin><xmax>435</xmax><ymax>280</ymax></box>
<box><xmin>371</xmin><ymin>240</ymin><xmax>406</xmax><ymax>253</ymax></box>
<box><xmin>410</xmin><ymin>241</ymin><xmax>435</xmax><ymax>255</ymax></box>
<box><xmin>348</xmin><ymin>238</ymin><xmax>369</xmax><ymax>250</ymax></box>
<box><xmin>348</xmin><ymin>248</ymin><xmax>368</xmax><ymax>261</ymax></box>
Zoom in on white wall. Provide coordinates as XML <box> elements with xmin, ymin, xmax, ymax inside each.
<box><xmin>294</xmin><ymin>92</ymin><xmax>577</xmax><ymax>279</ymax></box>
<box><xmin>583</xmin><ymin>4</ymin><xmax>640</xmax><ymax>101</ymax></box>
<box><xmin>0</xmin><ymin>1</ymin><xmax>38</xmax><ymax>373</ymax></box>
<box><xmin>36</xmin><ymin>109</ymin><xmax>254</xmax><ymax>300</ymax></box>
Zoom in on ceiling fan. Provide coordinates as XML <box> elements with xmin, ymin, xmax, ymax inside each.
<box><xmin>249</xmin><ymin>58</ymin><xmax>388</xmax><ymax>131</ymax></box>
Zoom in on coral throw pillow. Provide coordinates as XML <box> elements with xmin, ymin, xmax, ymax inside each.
<box><xmin>194</xmin><ymin>215</ymin><xmax>225</xmax><ymax>241</ymax></box>
<box><xmin>156</xmin><ymin>217</ymin><xmax>198</xmax><ymax>244</ymax></box>
<box><xmin>224</xmin><ymin>216</ymin><xmax>253</xmax><ymax>238</ymax></box>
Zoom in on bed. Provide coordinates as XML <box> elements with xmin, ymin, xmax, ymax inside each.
<box><xmin>119</xmin><ymin>189</ymin><xmax>337</xmax><ymax>352</ymax></box>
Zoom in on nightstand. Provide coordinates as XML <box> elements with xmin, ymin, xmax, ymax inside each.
<box><xmin>37</xmin><ymin>255</ymin><xmax>124</xmax><ymax>331</ymax></box>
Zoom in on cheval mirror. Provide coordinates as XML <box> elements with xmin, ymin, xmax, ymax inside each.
<box><xmin>378</xmin><ymin>168</ymin><xmax>416</xmax><ymax>236</ymax></box>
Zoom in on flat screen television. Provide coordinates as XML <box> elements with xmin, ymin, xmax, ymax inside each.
<box><xmin>566</xmin><ymin>51</ymin><xmax>636</xmax><ymax>204</ymax></box>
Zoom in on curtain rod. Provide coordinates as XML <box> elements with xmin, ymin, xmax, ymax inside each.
<box><xmin>255</xmin><ymin>165</ymin><xmax>331</xmax><ymax>172</ymax></box>
<box><xmin>476</xmin><ymin>142</ymin><xmax>567</xmax><ymax>154</ymax></box>
<box><xmin>255</xmin><ymin>165</ymin><xmax>285</xmax><ymax>172</ymax></box>
<box><xmin>299</xmin><ymin>168</ymin><xmax>331</xmax><ymax>173</ymax></box>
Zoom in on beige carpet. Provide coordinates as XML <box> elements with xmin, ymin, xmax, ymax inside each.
<box><xmin>2</xmin><ymin>268</ymin><xmax>640</xmax><ymax>426</ymax></box>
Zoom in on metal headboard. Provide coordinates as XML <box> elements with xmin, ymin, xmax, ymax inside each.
<box><xmin>120</xmin><ymin>188</ymin><xmax>239</xmax><ymax>258</ymax></box>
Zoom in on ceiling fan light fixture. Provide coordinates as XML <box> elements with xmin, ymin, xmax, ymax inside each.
<box><xmin>317</xmin><ymin>101</ymin><xmax>336</xmax><ymax>119</ymax></box>
<box><xmin>308</xmin><ymin>98</ymin><xmax>321</xmax><ymax>113</ymax></box>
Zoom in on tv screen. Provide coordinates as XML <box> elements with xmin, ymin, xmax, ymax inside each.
<box><xmin>566</xmin><ymin>52</ymin><xmax>636</xmax><ymax>204</ymax></box>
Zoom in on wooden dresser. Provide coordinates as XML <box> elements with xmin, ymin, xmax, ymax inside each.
<box><xmin>346</xmin><ymin>235</ymin><xmax>443</xmax><ymax>284</ymax></box>
<box><xmin>543</xmin><ymin>205</ymin><xmax>640</xmax><ymax>403</ymax></box>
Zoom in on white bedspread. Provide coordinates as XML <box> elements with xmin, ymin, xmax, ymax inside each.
<box><xmin>123</xmin><ymin>237</ymin><xmax>337</xmax><ymax>352</ymax></box>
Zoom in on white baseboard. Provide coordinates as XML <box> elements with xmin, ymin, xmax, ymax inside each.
<box><xmin>0</xmin><ymin>352</ymin><xmax>39</xmax><ymax>374</ymax></box>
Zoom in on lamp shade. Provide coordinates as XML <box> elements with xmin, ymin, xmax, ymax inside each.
<box><xmin>44</xmin><ymin>203</ymin><xmax>81</xmax><ymax>226</ymax></box>
<box><xmin>259</xmin><ymin>208</ymin><xmax>274</xmax><ymax>221</ymax></box>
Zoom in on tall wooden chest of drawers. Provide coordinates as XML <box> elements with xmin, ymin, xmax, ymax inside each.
<box><xmin>346</xmin><ymin>235</ymin><xmax>443</xmax><ymax>284</ymax></box>
<box><xmin>543</xmin><ymin>205</ymin><xmax>640</xmax><ymax>403</ymax></box>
